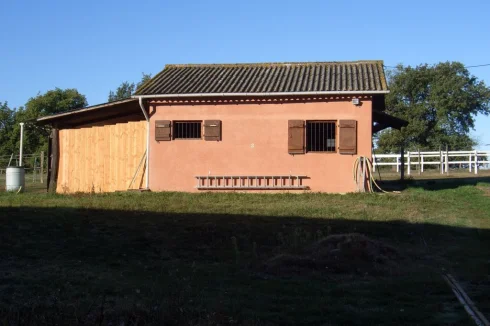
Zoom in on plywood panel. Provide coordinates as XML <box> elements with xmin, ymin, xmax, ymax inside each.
<box><xmin>56</xmin><ymin>121</ymin><xmax>147</xmax><ymax>193</ymax></box>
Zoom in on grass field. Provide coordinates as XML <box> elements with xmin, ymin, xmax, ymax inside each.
<box><xmin>1</xmin><ymin>180</ymin><xmax>490</xmax><ymax>325</ymax></box>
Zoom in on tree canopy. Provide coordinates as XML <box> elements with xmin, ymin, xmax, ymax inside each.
<box><xmin>0</xmin><ymin>102</ymin><xmax>15</xmax><ymax>155</ymax></box>
<box><xmin>1</xmin><ymin>88</ymin><xmax>87</xmax><ymax>156</ymax></box>
<box><xmin>108</xmin><ymin>73</ymin><xmax>152</xmax><ymax>102</ymax></box>
<box><xmin>377</xmin><ymin>62</ymin><xmax>490</xmax><ymax>152</ymax></box>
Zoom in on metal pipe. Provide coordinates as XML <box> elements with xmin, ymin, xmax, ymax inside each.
<box><xmin>133</xmin><ymin>90</ymin><xmax>389</xmax><ymax>99</ymax></box>
<box><xmin>19</xmin><ymin>123</ymin><xmax>25</xmax><ymax>167</ymax></box>
<box><xmin>137</xmin><ymin>97</ymin><xmax>150</xmax><ymax>189</ymax></box>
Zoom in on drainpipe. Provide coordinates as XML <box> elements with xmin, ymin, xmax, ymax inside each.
<box><xmin>19</xmin><ymin>122</ymin><xmax>25</xmax><ymax>167</ymax></box>
<box><xmin>138</xmin><ymin>97</ymin><xmax>150</xmax><ymax>189</ymax></box>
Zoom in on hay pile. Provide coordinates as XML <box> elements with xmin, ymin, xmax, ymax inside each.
<box><xmin>264</xmin><ymin>233</ymin><xmax>403</xmax><ymax>276</ymax></box>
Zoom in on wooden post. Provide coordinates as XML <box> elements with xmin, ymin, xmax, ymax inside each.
<box><xmin>474</xmin><ymin>150</ymin><xmax>478</xmax><ymax>175</ymax></box>
<box><xmin>407</xmin><ymin>151</ymin><xmax>411</xmax><ymax>175</ymax></box>
<box><xmin>400</xmin><ymin>147</ymin><xmax>405</xmax><ymax>181</ymax></box>
<box><xmin>40</xmin><ymin>151</ymin><xmax>44</xmax><ymax>183</ymax></box>
<box><xmin>418</xmin><ymin>149</ymin><xmax>421</xmax><ymax>175</ymax></box>
<box><xmin>372</xmin><ymin>153</ymin><xmax>376</xmax><ymax>172</ymax></box>
<box><xmin>48</xmin><ymin>128</ymin><xmax>59</xmax><ymax>193</ymax></box>
<box><xmin>7</xmin><ymin>153</ymin><xmax>13</xmax><ymax>167</ymax></box>
<box><xmin>421</xmin><ymin>151</ymin><xmax>424</xmax><ymax>173</ymax></box>
<box><xmin>445</xmin><ymin>145</ymin><xmax>449</xmax><ymax>174</ymax></box>
<box><xmin>469</xmin><ymin>153</ymin><xmax>472</xmax><ymax>172</ymax></box>
<box><xmin>33</xmin><ymin>157</ymin><xmax>37</xmax><ymax>182</ymax></box>
<box><xmin>396</xmin><ymin>156</ymin><xmax>400</xmax><ymax>173</ymax></box>
<box><xmin>440</xmin><ymin>149</ymin><xmax>443</xmax><ymax>174</ymax></box>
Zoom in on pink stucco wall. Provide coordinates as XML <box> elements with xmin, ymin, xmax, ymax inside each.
<box><xmin>147</xmin><ymin>96</ymin><xmax>372</xmax><ymax>193</ymax></box>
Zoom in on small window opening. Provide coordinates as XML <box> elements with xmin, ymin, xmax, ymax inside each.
<box><xmin>173</xmin><ymin>121</ymin><xmax>202</xmax><ymax>139</ymax></box>
<box><xmin>306</xmin><ymin>121</ymin><xmax>336</xmax><ymax>152</ymax></box>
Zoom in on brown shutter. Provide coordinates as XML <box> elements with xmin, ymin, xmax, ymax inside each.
<box><xmin>288</xmin><ymin>120</ymin><xmax>305</xmax><ymax>154</ymax></box>
<box><xmin>338</xmin><ymin>120</ymin><xmax>357</xmax><ymax>155</ymax></box>
<box><xmin>155</xmin><ymin>120</ymin><xmax>171</xmax><ymax>141</ymax></box>
<box><xmin>204</xmin><ymin>120</ymin><xmax>221</xmax><ymax>141</ymax></box>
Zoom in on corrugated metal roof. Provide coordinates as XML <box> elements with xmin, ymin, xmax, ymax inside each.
<box><xmin>135</xmin><ymin>61</ymin><xmax>388</xmax><ymax>96</ymax></box>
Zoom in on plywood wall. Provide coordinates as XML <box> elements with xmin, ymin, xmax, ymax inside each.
<box><xmin>57</xmin><ymin>121</ymin><xmax>147</xmax><ymax>193</ymax></box>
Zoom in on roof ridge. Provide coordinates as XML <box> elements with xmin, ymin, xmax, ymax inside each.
<box><xmin>165</xmin><ymin>60</ymin><xmax>384</xmax><ymax>69</ymax></box>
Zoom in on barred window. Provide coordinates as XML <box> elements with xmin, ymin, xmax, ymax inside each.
<box><xmin>306</xmin><ymin>121</ymin><xmax>336</xmax><ymax>152</ymax></box>
<box><xmin>173</xmin><ymin>121</ymin><xmax>202</xmax><ymax>139</ymax></box>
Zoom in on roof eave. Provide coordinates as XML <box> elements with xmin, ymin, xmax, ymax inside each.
<box><xmin>133</xmin><ymin>90</ymin><xmax>390</xmax><ymax>99</ymax></box>
<box><xmin>36</xmin><ymin>98</ymin><xmax>138</xmax><ymax>123</ymax></box>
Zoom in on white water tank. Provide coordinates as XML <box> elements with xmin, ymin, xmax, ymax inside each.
<box><xmin>6</xmin><ymin>167</ymin><xmax>25</xmax><ymax>192</ymax></box>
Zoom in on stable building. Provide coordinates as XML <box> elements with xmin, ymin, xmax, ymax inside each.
<box><xmin>38</xmin><ymin>61</ymin><xmax>407</xmax><ymax>193</ymax></box>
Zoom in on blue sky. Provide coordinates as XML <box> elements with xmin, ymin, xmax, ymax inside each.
<box><xmin>1</xmin><ymin>0</ymin><xmax>489</xmax><ymax>148</ymax></box>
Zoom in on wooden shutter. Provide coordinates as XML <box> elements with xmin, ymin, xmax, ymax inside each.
<box><xmin>204</xmin><ymin>120</ymin><xmax>221</xmax><ymax>141</ymax></box>
<box><xmin>288</xmin><ymin>120</ymin><xmax>305</xmax><ymax>154</ymax></box>
<box><xmin>155</xmin><ymin>120</ymin><xmax>171</xmax><ymax>141</ymax></box>
<box><xmin>338</xmin><ymin>120</ymin><xmax>357</xmax><ymax>155</ymax></box>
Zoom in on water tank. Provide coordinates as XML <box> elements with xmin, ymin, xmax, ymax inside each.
<box><xmin>6</xmin><ymin>167</ymin><xmax>25</xmax><ymax>192</ymax></box>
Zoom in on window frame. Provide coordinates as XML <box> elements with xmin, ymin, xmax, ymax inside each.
<box><xmin>172</xmin><ymin>120</ymin><xmax>203</xmax><ymax>140</ymax></box>
<box><xmin>305</xmin><ymin>120</ymin><xmax>337</xmax><ymax>153</ymax></box>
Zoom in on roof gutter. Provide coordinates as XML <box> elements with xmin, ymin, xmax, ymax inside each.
<box><xmin>137</xmin><ymin>97</ymin><xmax>150</xmax><ymax>190</ymax></box>
<box><xmin>133</xmin><ymin>90</ymin><xmax>389</xmax><ymax>99</ymax></box>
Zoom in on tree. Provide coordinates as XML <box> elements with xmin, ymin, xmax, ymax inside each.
<box><xmin>377</xmin><ymin>62</ymin><xmax>490</xmax><ymax>152</ymax></box>
<box><xmin>9</xmin><ymin>88</ymin><xmax>87</xmax><ymax>155</ymax></box>
<box><xmin>108</xmin><ymin>73</ymin><xmax>152</xmax><ymax>102</ymax></box>
<box><xmin>0</xmin><ymin>102</ymin><xmax>15</xmax><ymax>154</ymax></box>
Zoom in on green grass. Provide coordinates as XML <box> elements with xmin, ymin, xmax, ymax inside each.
<box><xmin>1</xmin><ymin>182</ymin><xmax>489</xmax><ymax>325</ymax></box>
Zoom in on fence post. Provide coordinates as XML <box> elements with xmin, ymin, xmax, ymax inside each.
<box><xmin>33</xmin><ymin>157</ymin><xmax>37</xmax><ymax>182</ymax></box>
<box><xmin>440</xmin><ymin>149</ymin><xmax>443</xmax><ymax>174</ymax></box>
<box><xmin>372</xmin><ymin>152</ymin><xmax>376</xmax><ymax>172</ymax></box>
<box><xmin>40</xmin><ymin>151</ymin><xmax>44</xmax><ymax>183</ymax></box>
<box><xmin>396</xmin><ymin>156</ymin><xmax>400</xmax><ymax>173</ymax></box>
<box><xmin>445</xmin><ymin>145</ymin><xmax>449</xmax><ymax>174</ymax></box>
<box><xmin>421</xmin><ymin>152</ymin><xmax>424</xmax><ymax>173</ymax></box>
<box><xmin>418</xmin><ymin>150</ymin><xmax>421</xmax><ymax>175</ymax></box>
<box><xmin>475</xmin><ymin>150</ymin><xmax>478</xmax><ymax>175</ymax></box>
<box><xmin>7</xmin><ymin>153</ymin><xmax>13</xmax><ymax>167</ymax></box>
<box><xmin>469</xmin><ymin>153</ymin><xmax>472</xmax><ymax>172</ymax></box>
<box><xmin>400</xmin><ymin>147</ymin><xmax>405</xmax><ymax>181</ymax></box>
<box><xmin>407</xmin><ymin>151</ymin><xmax>411</xmax><ymax>175</ymax></box>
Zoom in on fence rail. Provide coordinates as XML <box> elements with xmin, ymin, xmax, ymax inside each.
<box><xmin>372</xmin><ymin>150</ymin><xmax>490</xmax><ymax>175</ymax></box>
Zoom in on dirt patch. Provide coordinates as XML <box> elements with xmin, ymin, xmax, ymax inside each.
<box><xmin>264</xmin><ymin>233</ymin><xmax>404</xmax><ymax>277</ymax></box>
<box><xmin>477</xmin><ymin>186</ymin><xmax>490</xmax><ymax>197</ymax></box>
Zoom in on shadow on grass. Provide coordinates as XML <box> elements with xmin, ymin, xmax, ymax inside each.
<box><xmin>1</xmin><ymin>207</ymin><xmax>489</xmax><ymax>325</ymax></box>
<box><xmin>378</xmin><ymin>176</ymin><xmax>490</xmax><ymax>191</ymax></box>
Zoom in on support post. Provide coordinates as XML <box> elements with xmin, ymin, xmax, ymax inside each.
<box><xmin>400</xmin><ymin>147</ymin><xmax>405</xmax><ymax>181</ymax></box>
<box><xmin>48</xmin><ymin>128</ymin><xmax>59</xmax><ymax>193</ymax></box>
<box><xmin>40</xmin><ymin>151</ymin><xmax>44</xmax><ymax>183</ymax></box>
<box><xmin>396</xmin><ymin>156</ymin><xmax>400</xmax><ymax>173</ymax></box>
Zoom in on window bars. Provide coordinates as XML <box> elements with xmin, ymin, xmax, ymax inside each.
<box><xmin>306</xmin><ymin>121</ymin><xmax>336</xmax><ymax>152</ymax></box>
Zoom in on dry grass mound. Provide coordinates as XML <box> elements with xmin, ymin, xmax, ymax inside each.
<box><xmin>264</xmin><ymin>233</ymin><xmax>403</xmax><ymax>277</ymax></box>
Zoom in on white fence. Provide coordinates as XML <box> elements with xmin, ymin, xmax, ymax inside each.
<box><xmin>372</xmin><ymin>150</ymin><xmax>490</xmax><ymax>175</ymax></box>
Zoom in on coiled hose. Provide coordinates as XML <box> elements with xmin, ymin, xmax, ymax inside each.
<box><xmin>353</xmin><ymin>156</ymin><xmax>396</xmax><ymax>193</ymax></box>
